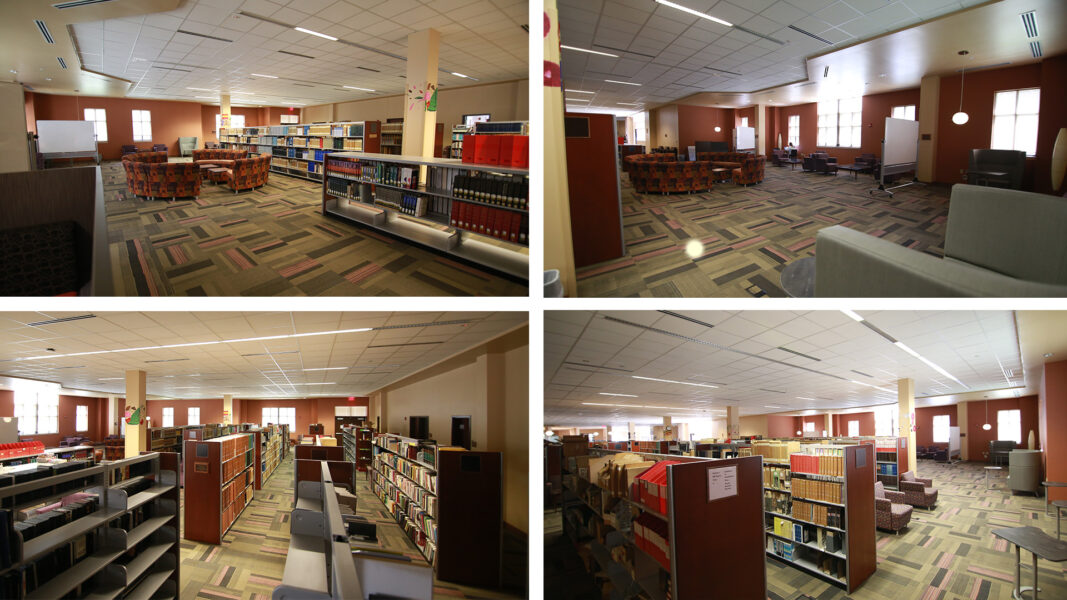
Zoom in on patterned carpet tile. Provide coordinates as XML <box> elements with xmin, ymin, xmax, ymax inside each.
<box><xmin>102</xmin><ymin>161</ymin><xmax>525</xmax><ymax>296</ymax></box>
<box><xmin>576</xmin><ymin>165</ymin><xmax>951</xmax><ymax>297</ymax></box>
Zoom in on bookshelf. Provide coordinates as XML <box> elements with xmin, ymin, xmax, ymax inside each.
<box><xmin>370</xmin><ymin>433</ymin><xmax>501</xmax><ymax>587</ymax></box>
<box><xmin>0</xmin><ymin>452</ymin><xmax>179</xmax><ymax>599</ymax></box>
<box><xmin>322</xmin><ymin>152</ymin><xmax>529</xmax><ymax>280</ymax></box>
<box><xmin>561</xmin><ymin>448</ymin><xmax>766</xmax><ymax>600</ymax></box>
<box><xmin>218</xmin><ymin>121</ymin><xmax>381</xmax><ymax>183</ymax></box>
<box><xmin>149</xmin><ymin>427</ymin><xmax>182</xmax><ymax>455</ymax></box>
<box><xmin>875</xmin><ymin>437</ymin><xmax>908</xmax><ymax>490</ymax></box>
<box><xmin>449</xmin><ymin>126</ymin><xmax>469</xmax><ymax>159</ymax></box>
<box><xmin>249</xmin><ymin>425</ymin><xmax>285</xmax><ymax>490</ymax></box>
<box><xmin>340</xmin><ymin>426</ymin><xmax>374</xmax><ymax>472</ymax></box>
<box><xmin>377</xmin><ymin>121</ymin><xmax>446</xmax><ymax>157</ymax></box>
<box><xmin>182</xmin><ymin>433</ymin><xmax>255</xmax><ymax>544</ymax></box>
<box><xmin>763</xmin><ymin>444</ymin><xmax>875</xmax><ymax>593</ymax></box>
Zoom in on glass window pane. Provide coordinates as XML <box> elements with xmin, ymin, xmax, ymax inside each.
<box><xmin>1016</xmin><ymin>89</ymin><xmax>1040</xmax><ymax>114</ymax></box>
<box><xmin>906</xmin><ymin>106</ymin><xmax>915</xmax><ymax>120</ymax></box>
<box><xmin>1015</xmin><ymin>114</ymin><xmax>1039</xmax><ymax>156</ymax></box>
<box><xmin>851</xmin><ymin>126</ymin><xmax>861</xmax><ymax>147</ymax></box>
<box><xmin>993</xmin><ymin>90</ymin><xmax>1016</xmax><ymax>116</ymax></box>
<box><xmin>847</xmin><ymin>421</ymin><xmax>859</xmax><ymax>437</ymax></box>
<box><xmin>991</xmin><ymin>115</ymin><xmax>1015</xmax><ymax>150</ymax></box>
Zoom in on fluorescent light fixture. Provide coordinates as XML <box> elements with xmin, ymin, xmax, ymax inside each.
<box><xmin>566</xmin><ymin>98</ymin><xmax>591</xmax><ymax>102</ymax></box>
<box><xmin>343</xmin><ymin>85</ymin><xmax>375</xmax><ymax>92</ymax></box>
<box><xmin>451</xmin><ymin>72</ymin><xmax>470</xmax><ymax>78</ymax></box>
<box><xmin>617</xmin><ymin>102</ymin><xmax>643</xmax><ymax>106</ymax></box>
<box><xmin>195</xmin><ymin>96</ymin><xmax>216</xmax><ymax>99</ymax></box>
<box><xmin>98</xmin><ymin>377</ymin><xmax>124</xmax><ymax>381</ymax></box>
<box><xmin>654</xmin><ymin>0</ymin><xmax>733</xmax><ymax>27</ymax></box>
<box><xmin>250</xmin><ymin>73</ymin><xmax>278</xmax><ymax>78</ymax></box>
<box><xmin>277</xmin><ymin>382</ymin><xmax>337</xmax><ymax>386</ymax></box>
<box><xmin>893</xmin><ymin>341</ymin><xmax>965</xmax><ymax>386</ymax></box>
<box><xmin>850</xmin><ymin>380</ymin><xmax>896</xmax><ymax>393</ymax></box>
<box><xmin>796</xmin><ymin>396</ymin><xmax>816</xmax><ymax>401</ymax></box>
<box><xmin>565</xmin><ymin>89</ymin><xmax>595</xmax><ymax>94</ymax></box>
<box><xmin>560</xmin><ymin>44</ymin><xmax>619</xmax><ymax>58</ymax></box>
<box><xmin>764</xmin><ymin>405</ymin><xmax>782</xmax><ymax>408</ymax></box>
<box><xmin>581</xmin><ymin>402</ymin><xmax>621</xmax><ymax>406</ymax></box>
<box><xmin>632</xmin><ymin>375</ymin><xmax>717</xmax><ymax>388</ymax></box>
<box><xmin>605</xmin><ymin>79</ymin><xmax>641</xmax><ymax>86</ymax></box>
<box><xmin>187</xmin><ymin>87</ymin><xmax>215</xmax><ymax>91</ymax></box>
<box><xmin>303</xmin><ymin>367</ymin><xmax>347</xmax><ymax>371</ymax></box>
<box><xmin>841</xmin><ymin>310</ymin><xmax>864</xmax><ymax>322</ymax></box>
<box><xmin>599</xmin><ymin>392</ymin><xmax>638</xmax><ymax>397</ymax></box>
<box><xmin>294</xmin><ymin>27</ymin><xmax>337</xmax><ymax>41</ymax></box>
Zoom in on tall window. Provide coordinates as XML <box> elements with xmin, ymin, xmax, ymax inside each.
<box><xmin>14</xmin><ymin>390</ymin><xmax>59</xmax><ymax>435</ymax></box>
<box><xmin>874</xmin><ymin>405</ymin><xmax>898</xmax><ymax>437</ymax></box>
<box><xmin>992</xmin><ymin>88</ymin><xmax>1040</xmax><ymax>157</ymax></box>
<box><xmin>932</xmin><ymin>414</ymin><xmax>950</xmax><ymax>443</ymax></box>
<box><xmin>633</xmin><ymin>112</ymin><xmax>647</xmax><ymax>143</ymax></box>
<box><xmin>891</xmin><ymin>105</ymin><xmax>916</xmax><ymax>120</ymax></box>
<box><xmin>817</xmin><ymin>97</ymin><xmax>861</xmax><ymax>147</ymax></box>
<box><xmin>280</xmin><ymin>114</ymin><xmax>299</xmax><ymax>124</ymax></box>
<box><xmin>740</xmin><ymin>116</ymin><xmax>749</xmax><ymax>127</ymax></box>
<box><xmin>84</xmin><ymin>108</ymin><xmax>108</xmax><ymax>142</ymax></box>
<box><xmin>610</xmin><ymin>424</ymin><xmax>628</xmax><ymax>442</ymax></box>
<box><xmin>633</xmin><ymin>425</ymin><xmax>652</xmax><ymax>441</ymax></box>
<box><xmin>787</xmin><ymin>115</ymin><xmax>799</xmax><ymax>146</ymax></box>
<box><xmin>76</xmin><ymin>405</ymin><xmax>89</xmax><ymax>432</ymax></box>
<box><xmin>132</xmin><ymin>110</ymin><xmax>152</xmax><ymax>141</ymax></box>
<box><xmin>215</xmin><ymin>113</ymin><xmax>246</xmax><ymax>132</ymax></box>
<box><xmin>847</xmin><ymin>420</ymin><xmax>859</xmax><ymax>437</ymax></box>
<box><xmin>162</xmin><ymin>406</ymin><xmax>174</xmax><ymax>427</ymax></box>
<box><xmin>803</xmin><ymin>421</ymin><xmax>815</xmax><ymax>434</ymax></box>
<box><xmin>997</xmin><ymin>409</ymin><xmax>1022</xmax><ymax>444</ymax></box>
<box><xmin>262</xmin><ymin>406</ymin><xmax>296</xmax><ymax>430</ymax></box>
<box><xmin>188</xmin><ymin>407</ymin><xmax>200</xmax><ymax>426</ymax></box>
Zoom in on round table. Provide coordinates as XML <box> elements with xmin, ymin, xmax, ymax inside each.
<box><xmin>780</xmin><ymin>256</ymin><xmax>816</xmax><ymax>298</ymax></box>
<box><xmin>985</xmin><ymin>466</ymin><xmax>1004</xmax><ymax>489</ymax></box>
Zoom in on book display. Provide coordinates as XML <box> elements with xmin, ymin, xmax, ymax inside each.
<box><xmin>183</xmin><ymin>433</ymin><xmax>255</xmax><ymax>545</ymax></box>
<box><xmin>322</xmin><ymin>152</ymin><xmax>529</xmax><ymax>280</ymax></box>
<box><xmin>218</xmin><ymin>121</ymin><xmax>381</xmax><ymax>183</ymax></box>
<box><xmin>253</xmin><ymin>425</ymin><xmax>284</xmax><ymax>490</ymax></box>
<box><xmin>560</xmin><ymin>448</ymin><xmax>766</xmax><ymax>600</ymax></box>
<box><xmin>763</xmin><ymin>444</ymin><xmax>875</xmax><ymax>592</ymax></box>
<box><xmin>183</xmin><ymin>424</ymin><xmax>238</xmax><ymax>444</ymax></box>
<box><xmin>370</xmin><ymin>433</ymin><xmax>502</xmax><ymax>587</ymax></box>
<box><xmin>0</xmin><ymin>452</ymin><xmax>179</xmax><ymax>600</ymax></box>
<box><xmin>875</xmin><ymin>437</ymin><xmax>908</xmax><ymax>490</ymax></box>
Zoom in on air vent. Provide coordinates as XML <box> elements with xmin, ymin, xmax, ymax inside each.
<box><xmin>144</xmin><ymin>358</ymin><xmax>190</xmax><ymax>363</ymax></box>
<box><xmin>27</xmin><ymin>314</ymin><xmax>96</xmax><ymax>327</ymax></box>
<box><xmin>52</xmin><ymin>0</ymin><xmax>116</xmax><ymax>8</ymax></box>
<box><xmin>788</xmin><ymin>25</ymin><xmax>833</xmax><ymax>46</ymax></box>
<box><xmin>279</xmin><ymin>49</ymin><xmax>315</xmax><ymax>59</ymax></box>
<box><xmin>777</xmin><ymin>346</ymin><xmax>822</xmax><ymax>362</ymax></box>
<box><xmin>176</xmin><ymin>29</ymin><xmax>233</xmax><ymax>43</ymax></box>
<box><xmin>35</xmin><ymin>20</ymin><xmax>55</xmax><ymax>44</ymax></box>
<box><xmin>823</xmin><ymin>65</ymin><xmax>830</xmax><ymax>78</ymax></box>
<box><xmin>851</xmin><ymin>369</ymin><xmax>872</xmax><ymax>378</ymax></box>
<box><xmin>57</xmin><ymin>57</ymin><xmax>67</xmax><ymax>69</ymax></box>
<box><xmin>1020</xmin><ymin>11</ymin><xmax>1038</xmax><ymax>38</ymax></box>
<box><xmin>733</xmin><ymin>24</ymin><xmax>785</xmax><ymax>46</ymax></box>
<box><xmin>594</xmin><ymin>44</ymin><xmax>656</xmax><ymax>59</ymax></box>
<box><xmin>153</xmin><ymin>66</ymin><xmax>192</xmax><ymax>73</ymax></box>
<box><xmin>704</xmin><ymin>66</ymin><xmax>741</xmax><ymax>76</ymax></box>
<box><xmin>1030</xmin><ymin>41</ymin><xmax>1042</xmax><ymax>58</ymax></box>
<box><xmin>955</xmin><ymin>62</ymin><xmax>1011</xmax><ymax>73</ymax></box>
<box><xmin>292</xmin><ymin>83</ymin><xmax>314</xmax><ymax>87</ymax></box>
<box><xmin>357</xmin><ymin>66</ymin><xmax>380</xmax><ymax>72</ymax></box>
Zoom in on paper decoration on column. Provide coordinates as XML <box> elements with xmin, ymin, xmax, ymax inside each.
<box><xmin>407</xmin><ymin>83</ymin><xmax>438</xmax><ymax>112</ymax></box>
<box><xmin>125</xmin><ymin>405</ymin><xmax>145</xmax><ymax>425</ymax></box>
<box><xmin>544</xmin><ymin>11</ymin><xmax>560</xmax><ymax>87</ymax></box>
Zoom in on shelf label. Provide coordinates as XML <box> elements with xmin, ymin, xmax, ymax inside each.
<box><xmin>707</xmin><ymin>465</ymin><xmax>737</xmax><ymax>502</ymax></box>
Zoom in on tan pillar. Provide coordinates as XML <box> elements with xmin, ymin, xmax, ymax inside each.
<box><xmin>220</xmin><ymin>93</ymin><xmax>231</xmax><ymax>132</ymax></box>
<box><xmin>627</xmin><ymin>421</ymin><xmax>635</xmax><ymax>441</ymax></box>
<box><xmin>223</xmin><ymin>394</ymin><xmax>233</xmax><ymax>425</ymax></box>
<box><xmin>401</xmin><ymin>29</ymin><xmax>440</xmax><ymax>159</ymax></box>
<box><xmin>107</xmin><ymin>395</ymin><xmax>120</xmax><ymax>436</ymax></box>
<box><xmin>124</xmin><ymin>370</ymin><xmax>147</xmax><ymax>457</ymax></box>
<box><xmin>957</xmin><ymin>401</ymin><xmax>969</xmax><ymax>460</ymax></box>
<box><xmin>825</xmin><ymin>413</ymin><xmax>833</xmax><ymax>437</ymax></box>
<box><xmin>544</xmin><ymin>0</ymin><xmax>577</xmax><ymax>296</ymax></box>
<box><xmin>754</xmin><ymin>103</ymin><xmax>767</xmax><ymax>155</ymax></box>
<box><xmin>917</xmin><ymin>75</ymin><xmax>939</xmax><ymax>182</ymax></box>
<box><xmin>662</xmin><ymin>416</ymin><xmax>672</xmax><ymax>441</ymax></box>
<box><xmin>727</xmin><ymin>406</ymin><xmax>740</xmax><ymax>439</ymax></box>
<box><xmin>898</xmin><ymin>379</ymin><xmax>917</xmax><ymax>472</ymax></box>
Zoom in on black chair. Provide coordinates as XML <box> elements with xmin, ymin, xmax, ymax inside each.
<box><xmin>968</xmin><ymin>149</ymin><xmax>1026</xmax><ymax>189</ymax></box>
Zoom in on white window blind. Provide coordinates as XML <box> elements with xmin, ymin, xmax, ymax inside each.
<box><xmin>132</xmin><ymin>110</ymin><xmax>152</xmax><ymax>142</ymax></box>
<box><xmin>848</xmin><ymin>420</ymin><xmax>859</xmax><ymax>437</ymax></box>
<box><xmin>188</xmin><ymin>407</ymin><xmax>200</xmax><ymax>426</ymax></box>
<box><xmin>76</xmin><ymin>405</ymin><xmax>89</xmax><ymax>432</ymax></box>
<box><xmin>788</xmin><ymin>115</ymin><xmax>799</xmax><ymax>146</ymax></box>
<box><xmin>818</xmin><ymin>98</ymin><xmax>861</xmax><ymax>147</ymax></box>
<box><xmin>932</xmin><ymin>415</ymin><xmax>950</xmax><ymax>443</ymax></box>
<box><xmin>997</xmin><ymin>409</ymin><xmax>1021</xmax><ymax>444</ymax></box>
<box><xmin>891</xmin><ymin>105</ymin><xmax>916</xmax><ymax>120</ymax></box>
<box><xmin>162</xmin><ymin>407</ymin><xmax>174</xmax><ymax>428</ymax></box>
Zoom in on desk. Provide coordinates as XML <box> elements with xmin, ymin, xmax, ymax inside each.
<box><xmin>992</xmin><ymin>526</ymin><xmax>1067</xmax><ymax>600</ymax></box>
<box><xmin>780</xmin><ymin>256</ymin><xmax>815</xmax><ymax>298</ymax></box>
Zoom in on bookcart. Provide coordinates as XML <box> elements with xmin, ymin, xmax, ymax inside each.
<box><xmin>321</xmin><ymin>152</ymin><xmax>529</xmax><ymax>280</ymax></box>
<box><xmin>183</xmin><ymin>433</ymin><xmax>255</xmax><ymax>545</ymax></box>
<box><xmin>875</xmin><ymin>437</ymin><xmax>908</xmax><ymax>490</ymax></box>
<box><xmin>370</xmin><ymin>433</ymin><xmax>502</xmax><ymax>587</ymax></box>
<box><xmin>0</xmin><ymin>451</ymin><xmax>179</xmax><ymax>599</ymax></box>
<box><xmin>561</xmin><ymin>447</ymin><xmax>766</xmax><ymax>600</ymax></box>
<box><xmin>763</xmin><ymin>444</ymin><xmax>875</xmax><ymax>593</ymax></box>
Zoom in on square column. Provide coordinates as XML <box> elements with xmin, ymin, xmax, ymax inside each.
<box><xmin>401</xmin><ymin>29</ymin><xmax>440</xmax><ymax>159</ymax></box>
<box><xmin>124</xmin><ymin>370</ymin><xmax>147</xmax><ymax>457</ymax></box>
<box><xmin>898</xmin><ymin>378</ymin><xmax>917</xmax><ymax>472</ymax></box>
<box><xmin>727</xmin><ymin>406</ymin><xmax>740</xmax><ymax>439</ymax></box>
<box><xmin>223</xmin><ymin>394</ymin><xmax>233</xmax><ymax>425</ymax></box>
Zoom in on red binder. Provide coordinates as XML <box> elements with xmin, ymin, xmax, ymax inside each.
<box><xmin>498</xmin><ymin>135</ymin><xmax>515</xmax><ymax>167</ymax></box>
<box><xmin>462</xmin><ymin>135</ymin><xmax>477</xmax><ymax>163</ymax></box>
<box><xmin>511</xmin><ymin>136</ymin><xmax>529</xmax><ymax>169</ymax></box>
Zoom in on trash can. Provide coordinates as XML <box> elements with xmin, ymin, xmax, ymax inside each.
<box><xmin>544</xmin><ymin>270</ymin><xmax>564</xmax><ymax>298</ymax></box>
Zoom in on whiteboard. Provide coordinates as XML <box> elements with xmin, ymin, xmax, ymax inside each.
<box><xmin>36</xmin><ymin>120</ymin><xmax>98</xmax><ymax>154</ymax></box>
<box><xmin>883</xmin><ymin>117</ymin><xmax>919</xmax><ymax>166</ymax></box>
<box><xmin>734</xmin><ymin>126</ymin><xmax>755</xmax><ymax>151</ymax></box>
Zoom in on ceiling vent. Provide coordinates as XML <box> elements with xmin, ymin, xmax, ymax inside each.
<box><xmin>52</xmin><ymin>0</ymin><xmax>116</xmax><ymax>8</ymax></box>
<box><xmin>1020</xmin><ymin>11</ymin><xmax>1038</xmax><ymax>38</ymax></box>
<box><xmin>27</xmin><ymin>314</ymin><xmax>95</xmax><ymax>327</ymax></box>
<box><xmin>278</xmin><ymin>49</ymin><xmax>314</xmax><ymax>59</ymax></box>
<box><xmin>57</xmin><ymin>57</ymin><xmax>67</xmax><ymax>69</ymax></box>
<box><xmin>176</xmin><ymin>29</ymin><xmax>233</xmax><ymax>43</ymax></box>
<box><xmin>789</xmin><ymin>25</ymin><xmax>833</xmax><ymax>46</ymax></box>
<box><xmin>1030</xmin><ymin>41</ymin><xmax>1042</xmax><ymax>58</ymax></box>
<box><xmin>35</xmin><ymin>20</ymin><xmax>55</xmax><ymax>44</ymax></box>
<box><xmin>357</xmin><ymin>66</ymin><xmax>380</xmax><ymax>73</ymax></box>
<box><xmin>704</xmin><ymin>66</ymin><xmax>741</xmax><ymax>76</ymax></box>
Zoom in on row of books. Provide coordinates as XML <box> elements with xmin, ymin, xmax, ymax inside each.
<box><xmin>0</xmin><ymin>528</ymin><xmax>97</xmax><ymax>598</ymax></box>
<box><xmin>763</xmin><ymin>490</ymin><xmax>790</xmax><ymax>515</ymax></box>
<box><xmin>373</xmin><ymin>481</ymin><xmax>438</xmax><ymax>567</ymax></box>
<box><xmin>372</xmin><ymin>462</ymin><xmax>437</xmax><ymax>515</ymax></box>
<box><xmin>763</xmin><ymin>464</ymin><xmax>791</xmax><ymax>490</ymax></box>
<box><xmin>789</xmin><ymin>453</ymin><xmax>844</xmax><ymax>478</ymax></box>
<box><xmin>452</xmin><ymin>175</ymin><xmax>528</xmax><ymax>210</ymax></box>
<box><xmin>753</xmin><ymin>440</ymin><xmax>800</xmax><ymax>461</ymax></box>
<box><xmin>375</xmin><ymin>190</ymin><xmax>428</xmax><ymax>217</ymax></box>
<box><xmin>876</xmin><ymin>451</ymin><xmax>898</xmax><ymax>462</ymax></box>
<box><xmin>221</xmin><ymin>470</ymin><xmax>252</xmax><ymax>532</ymax></box>
<box><xmin>222</xmin><ymin>453</ymin><xmax>252</xmax><ymax>486</ymax></box>
<box><xmin>375</xmin><ymin>436</ymin><xmax>434</xmax><ymax>469</ymax></box>
<box><xmin>791</xmin><ymin>500</ymin><xmax>844</xmax><ymax>528</ymax></box>
<box><xmin>371</xmin><ymin>472</ymin><xmax>438</xmax><ymax>543</ymax></box>
<box><xmin>219</xmin><ymin>434</ymin><xmax>252</xmax><ymax>462</ymax></box>
<box><xmin>460</xmin><ymin>134</ymin><xmax>529</xmax><ymax>169</ymax></box>
<box><xmin>877</xmin><ymin>463</ymin><xmax>899</xmax><ymax>476</ymax></box>
<box><xmin>11</xmin><ymin>494</ymin><xmax>99</xmax><ymax>547</ymax></box>
<box><xmin>375</xmin><ymin>450</ymin><xmax>437</xmax><ymax>493</ymax></box>
<box><xmin>1</xmin><ymin>461</ymin><xmax>96</xmax><ymax>508</ymax></box>
<box><xmin>451</xmin><ymin>201</ymin><xmax>527</xmax><ymax>244</ymax></box>
<box><xmin>791</xmin><ymin>478</ymin><xmax>842</xmax><ymax>504</ymax></box>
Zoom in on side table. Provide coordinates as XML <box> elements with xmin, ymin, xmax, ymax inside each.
<box><xmin>985</xmin><ymin>466</ymin><xmax>1003</xmax><ymax>489</ymax></box>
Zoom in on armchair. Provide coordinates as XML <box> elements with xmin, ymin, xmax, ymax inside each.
<box><xmin>120</xmin><ymin>145</ymin><xmax>140</xmax><ymax>156</ymax></box>
<box><xmin>968</xmin><ymin>149</ymin><xmax>1025</xmax><ymax>189</ymax></box>
<box><xmin>814</xmin><ymin>156</ymin><xmax>838</xmax><ymax>175</ymax></box>
<box><xmin>989</xmin><ymin>440</ymin><xmax>1015</xmax><ymax>465</ymax></box>
<box><xmin>874</xmin><ymin>481</ymin><xmax>912</xmax><ymax>533</ymax></box>
<box><xmin>178</xmin><ymin>137</ymin><xmax>198</xmax><ymax>157</ymax></box>
<box><xmin>152</xmin><ymin>144</ymin><xmax>168</xmax><ymax>153</ymax></box>
<box><xmin>814</xmin><ymin>184</ymin><xmax>1067</xmax><ymax>296</ymax></box>
<box><xmin>899</xmin><ymin>471</ymin><xmax>938</xmax><ymax>509</ymax></box>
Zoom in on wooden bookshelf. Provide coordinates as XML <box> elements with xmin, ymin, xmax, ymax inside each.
<box><xmin>764</xmin><ymin>444</ymin><xmax>875</xmax><ymax>593</ymax></box>
<box><xmin>218</xmin><ymin>121</ymin><xmax>381</xmax><ymax>183</ymax></box>
<box><xmin>370</xmin><ymin>433</ymin><xmax>502</xmax><ymax>587</ymax></box>
<box><xmin>449</xmin><ymin>126</ymin><xmax>469</xmax><ymax>159</ymax></box>
<box><xmin>875</xmin><ymin>437</ymin><xmax>908</xmax><ymax>490</ymax></box>
<box><xmin>340</xmin><ymin>426</ymin><xmax>375</xmax><ymax>472</ymax></box>
<box><xmin>560</xmin><ymin>448</ymin><xmax>766</xmax><ymax>600</ymax></box>
<box><xmin>182</xmin><ymin>433</ymin><xmax>255</xmax><ymax>545</ymax></box>
<box><xmin>149</xmin><ymin>426</ymin><xmax>182</xmax><ymax>454</ymax></box>
<box><xmin>247</xmin><ymin>425</ymin><xmax>284</xmax><ymax>490</ymax></box>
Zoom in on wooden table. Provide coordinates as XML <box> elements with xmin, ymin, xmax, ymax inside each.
<box><xmin>198</xmin><ymin>163</ymin><xmax>217</xmax><ymax>183</ymax></box>
<box><xmin>783</xmin><ymin>158</ymin><xmax>802</xmax><ymax>170</ymax></box>
<box><xmin>991</xmin><ymin>526</ymin><xmax>1067</xmax><ymax>599</ymax></box>
<box><xmin>712</xmin><ymin>167</ymin><xmax>730</xmax><ymax>183</ymax></box>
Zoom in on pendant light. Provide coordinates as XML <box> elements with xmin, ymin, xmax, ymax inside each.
<box><xmin>952</xmin><ymin>51</ymin><xmax>970</xmax><ymax>125</ymax></box>
<box><xmin>982</xmin><ymin>400</ymin><xmax>992</xmax><ymax>431</ymax></box>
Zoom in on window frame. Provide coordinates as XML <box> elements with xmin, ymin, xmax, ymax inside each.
<box><xmin>932</xmin><ymin>414</ymin><xmax>950</xmax><ymax>443</ymax></box>
<box><xmin>803</xmin><ymin>421</ymin><xmax>815</xmax><ymax>433</ymax></box>
<box><xmin>132</xmin><ymin>109</ymin><xmax>152</xmax><ymax>142</ymax></box>
<box><xmin>162</xmin><ymin>406</ymin><xmax>174</xmax><ymax>428</ymax></box>
<box><xmin>787</xmin><ymin>114</ymin><xmax>799</xmax><ymax>147</ymax></box>
<box><xmin>997</xmin><ymin>409</ymin><xmax>1022</xmax><ymax>444</ymax></box>
<box><xmin>891</xmin><ymin>105</ymin><xmax>916</xmax><ymax>121</ymax></box>
<box><xmin>188</xmin><ymin>406</ymin><xmax>200</xmax><ymax>426</ymax></box>
<box><xmin>75</xmin><ymin>405</ymin><xmax>89</xmax><ymax>432</ymax></box>
<box><xmin>817</xmin><ymin>98</ymin><xmax>862</xmax><ymax>148</ymax></box>
<box><xmin>216</xmin><ymin>113</ymin><xmax>246</xmax><ymax>132</ymax></box>
<box><xmin>847</xmin><ymin>420</ymin><xmax>859</xmax><ymax>437</ymax></box>
<box><xmin>740</xmin><ymin>116</ymin><xmax>749</xmax><ymax>127</ymax></box>
<box><xmin>84</xmin><ymin>108</ymin><xmax>108</xmax><ymax>142</ymax></box>
<box><xmin>991</xmin><ymin>88</ymin><xmax>1040</xmax><ymax>157</ymax></box>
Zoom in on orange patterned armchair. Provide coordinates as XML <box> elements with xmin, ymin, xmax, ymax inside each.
<box><xmin>623</xmin><ymin>153</ymin><xmax>676</xmax><ymax>177</ymax></box>
<box><xmin>192</xmin><ymin>148</ymin><xmax>247</xmax><ymax>168</ymax></box>
<box><xmin>732</xmin><ymin>155</ymin><xmax>766</xmax><ymax>186</ymax></box>
<box><xmin>631</xmin><ymin>160</ymin><xmax>714</xmax><ymax>194</ymax></box>
<box><xmin>123</xmin><ymin>160</ymin><xmax>200</xmax><ymax>201</ymax></box>
<box><xmin>121</xmin><ymin>151</ymin><xmax>167</xmax><ymax>163</ymax></box>
<box><xmin>223</xmin><ymin>154</ymin><xmax>271</xmax><ymax>193</ymax></box>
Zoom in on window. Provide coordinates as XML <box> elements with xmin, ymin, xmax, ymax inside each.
<box><xmin>14</xmin><ymin>390</ymin><xmax>59</xmax><ymax>435</ymax></box>
<box><xmin>875</xmin><ymin>405</ymin><xmax>898</xmax><ymax>437</ymax></box>
<box><xmin>817</xmin><ymin>97</ymin><xmax>861</xmax><ymax>147</ymax></box>
<box><xmin>997</xmin><ymin>409</ymin><xmax>1021</xmax><ymax>444</ymax></box>
<box><xmin>262</xmin><ymin>407</ymin><xmax>296</xmax><ymax>431</ymax></box>
<box><xmin>633</xmin><ymin>112</ymin><xmax>647</xmax><ymax>143</ymax></box>
<box><xmin>787</xmin><ymin>115</ymin><xmax>799</xmax><ymax>146</ymax></box>
<box><xmin>992</xmin><ymin>88</ymin><xmax>1040</xmax><ymax>157</ymax></box>
<box><xmin>610</xmin><ymin>425</ymin><xmax>628</xmax><ymax>442</ymax></box>
<box><xmin>932</xmin><ymin>415</ymin><xmax>950</xmax><ymax>443</ymax></box>
<box><xmin>76</xmin><ymin>405</ymin><xmax>89</xmax><ymax>432</ymax></box>
<box><xmin>463</xmin><ymin>113</ymin><xmax>490</xmax><ymax>128</ymax></box>
<box><xmin>132</xmin><ymin>110</ymin><xmax>152</xmax><ymax>141</ymax></box>
<box><xmin>162</xmin><ymin>407</ymin><xmax>174</xmax><ymax>427</ymax></box>
<box><xmin>280</xmin><ymin>114</ymin><xmax>299</xmax><ymax>124</ymax></box>
<box><xmin>848</xmin><ymin>420</ymin><xmax>859</xmax><ymax>437</ymax></box>
<box><xmin>38</xmin><ymin>394</ymin><xmax>58</xmax><ymax>435</ymax></box>
<box><xmin>803</xmin><ymin>421</ymin><xmax>815</xmax><ymax>433</ymax></box>
<box><xmin>215</xmin><ymin>113</ymin><xmax>246</xmax><ymax>132</ymax></box>
<box><xmin>633</xmin><ymin>425</ymin><xmax>652</xmax><ymax>441</ymax></box>
<box><xmin>891</xmin><ymin>105</ymin><xmax>916</xmax><ymax>120</ymax></box>
<box><xmin>84</xmin><ymin>108</ymin><xmax>108</xmax><ymax>142</ymax></box>
<box><xmin>188</xmin><ymin>407</ymin><xmax>200</xmax><ymax>426</ymax></box>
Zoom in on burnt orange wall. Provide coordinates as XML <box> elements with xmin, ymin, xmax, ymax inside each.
<box><xmin>767</xmin><ymin>415</ymin><xmax>801</xmax><ymax>437</ymax></box>
<box><xmin>0</xmin><ymin>391</ymin><xmax>106</xmax><ymax>446</ymax></box>
<box><xmin>1034</xmin><ymin>53</ymin><xmax>1067</xmax><ymax>195</ymax></box>
<box><xmin>964</xmin><ymin>396</ymin><xmax>1039</xmax><ymax>461</ymax></box>
<box><xmin>146</xmin><ymin>398</ymin><xmax>225</xmax><ymax>427</ymax></box>
<box><xmin>832</xmin><ymin>412</ymin><xmax>875</xmax><ymax>436</ymax></box>
<box><xmin>1040</xmin><ymin>360</ymin><xmax>1067</xmax><ymax>501</ymax></box>
<box><xmin>915</xmin><ymin>405</ymin><xmax>957</xmax><ymax>447</ymax></box>
<box><xmin>24</xmin><ymin>91</ymin><xmax>35</xmax><ymax>134</ymax></box>
<box><xmin>676</xmin><ymin>104</ymin><xmax>732</xmax><ymax>150</ymax></box>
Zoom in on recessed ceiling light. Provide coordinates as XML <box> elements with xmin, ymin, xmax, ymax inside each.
<box><xmin>565</xmin><ymin>89</ymin><xmax>595</xmax><ymax>94</ymax></box>
<box><xmin>605</xmin><ymin>79</ymin><xmax>641</xmax><ymax>86</ymax></box>
<box><xmin>599</xmin><ymin>392</ymin><xmax>638</xmax><ymax>397</ymax></box>
<box><xmin>294</xmin><ymin>27</ymin><xmax>337</xmax><ymax>41</ymax></box>
<box><xmin>632</xmin><ymin>375</ymin><xmax>717</xmax><ymax>388</ymax></box>
<box><xmin>560</xmin><ymin>45</ymin><xmax>619</xmax><ymax>58</ymax></box>
<box><xmin>841</xmin><ymin>310</ymin><xmax>864</xmax><ymax>322</ymax></box>
<box><xmin>654</xmin><ymin>0</ymin><xmax>733</xmax><ymax>27</ymax></box>
<box><xmin>343</xmin><ymin>85</ymin><xmax>375</xmax><ymax>91</ymax></box>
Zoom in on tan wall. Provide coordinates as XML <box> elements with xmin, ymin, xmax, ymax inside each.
<box><xmin>739</xmin><ymin>415</ymin><xmax>768</xmax><ymax>437</ymax></box>
<box><xmin>650</xmin><ymin>104</ymin><xmax>679</xmax><ymax>148</ymax></box>
<box><xmin>0</xmin><ymin>82</ymin><xmax>31</xmax><ymax>172</ymax></box>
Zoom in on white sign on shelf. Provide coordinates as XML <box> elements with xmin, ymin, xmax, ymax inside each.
<box><xmin>707</xmin><ymin>465</ymin><xmax>738</xmax><ymax>502</ymax></box>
